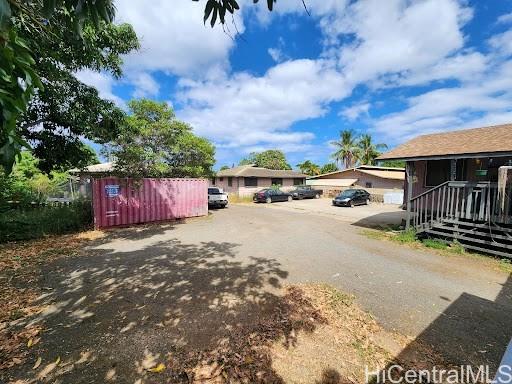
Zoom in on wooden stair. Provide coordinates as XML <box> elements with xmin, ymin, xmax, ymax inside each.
<box><xmin>419</xmin><ymin>218</ymin><xmax>512</xmax><ymax>258</ymax></box>
<box><xmin>409</xmin><ymin>181</ymin><xmax>512</xmax><ymax>258</ymax></box>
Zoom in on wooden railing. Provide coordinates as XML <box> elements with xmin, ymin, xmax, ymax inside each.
<box><xmin>409</xmin><ymin>181</ymin><xmax>511</xmax><ymax>230</ymax></box>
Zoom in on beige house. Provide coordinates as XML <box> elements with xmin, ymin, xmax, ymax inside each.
<box><xmin>306</xmin><ymin>165</ymin><xmax>405</xmax><ymax>197</ymax></box>
<box><xmin>212</xmin><ymin>165</ymin><xmax>307</xmax><ymax>196</ymax></box>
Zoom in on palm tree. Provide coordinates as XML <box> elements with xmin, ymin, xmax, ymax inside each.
<box><xmin>357</xmin><ymin>134</ymin><xmax>388</xmax><ymax>165</ymax></box>
<box><xmin>330</xmin><ymin>130</ymin><xmax>359</xmax><ymax>169</ymax></box>
<box><xmin>320</xmin><ymin>163</ymin><xmax>338</xmax><ymax>174</ymax></box>
<box><xmin>296</xmin><ymin>160</ymin><xmax>321</xmax><ymax>176</ymax></box>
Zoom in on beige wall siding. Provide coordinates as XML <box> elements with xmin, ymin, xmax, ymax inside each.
<box><xmin>210</xmin><ymin>176</ymin><xmax>305</xmax><ymax>196</ymax></box>
<box><xmin>313</xmin><ymin>169</ymin><xmax>403</xmax><ymax>190</ymax></box>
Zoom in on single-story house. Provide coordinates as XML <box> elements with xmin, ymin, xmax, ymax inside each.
<box><xmin>69</xmin><ymin>162</ymin><xmax>115</xmax><ymax>197</ymax></box>
<box><xmin>377</xmin><ymin>123</ymin><xmax>512</xmax><ymax>257</ymax></box>
<box><xmin>306</xmin><ymin>165</ymin><xmax>405</xmax><ymax>197</ymax></box>
<box><xmin>213</xmin><ymin>165</ymin><xmax>307</xmax><ymax>196</ymax></box>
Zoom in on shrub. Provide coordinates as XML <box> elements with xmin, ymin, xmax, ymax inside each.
<box><xmin>0</xmin><ymin>201</ymin><xmax>93</xmax><ymax>242</ymax></box>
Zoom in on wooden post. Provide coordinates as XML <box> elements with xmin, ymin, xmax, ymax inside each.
<box><xmin>450</xmin><ymin>159</ymin><xmax>457</xmax><ymax>181</ymax></box>
<box><xmin>406</xmin><ymin>161</ymin><xmax>413</xmax><ymax>230</ymax></box>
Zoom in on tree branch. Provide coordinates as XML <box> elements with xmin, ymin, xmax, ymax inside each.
<box><xmin>301</xmin><ymin>0</ymin><xmax>311</xmax><ymax>16</ymax></box>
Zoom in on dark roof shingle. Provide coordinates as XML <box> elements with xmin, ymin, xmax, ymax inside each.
<box><xmin>378</xmin><ymin>124</ymin><xmax>512</xmax><ymax>160</ymax></box>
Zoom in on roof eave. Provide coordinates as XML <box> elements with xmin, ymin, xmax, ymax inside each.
<box><xmin>378</xmin><ymin>150</ymin><xmax>512</xmax><ymax>162</ymax></box>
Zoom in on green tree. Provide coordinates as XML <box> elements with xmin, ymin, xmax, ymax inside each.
<box><xmin>110</xmin><ymin>99</ymin><xmax>215</xmax><ymax>178</ymax></box>
<box><xmin>0</xmin><ymin>151</ymin><xmax>70</xmax><ymax>204</ymax></box>
<box><xmin>18</xmin><ymin>11</ymin><xmax>138</xmax><ymax>173</ymax></box>
<box><xmin>320</xmin><ymin>163</ymin><xmax>338</xmax><ymax>174</ymax></box>
<box><xmin>296</xmin><ymin>160</ymin><xmax>320</xmax><ymax>176</ymax></box>
<box><xmin>219</xmin><ymin>165</ymin><xmax>230</xmax><ymax>171</ymax></box>
<box><xmin>250</xmin><ymin>150</ymin><xmax>291</xmax><ymax>170</ymax></box>
<box><xmin>380</xmin><ymin>160</ymin><xmax>405</xmax><ymax>168</ymax></box>
<box><xmin>358</xmin><ymin>134</ymin><xmax>388</xmax><ymax>165</ymax></box>
<box><xmin>239</xmin><ymin>150</ymin><xmax>291</xmax><ymax>169</ymax></box>
<box><xmin>239</xmin><ymin>153</ymin><xmax>257</xmax><ymax>166</ymax></box>
<box><xmin>1</xmin><ymin>0</ymin><xmax>119</xmax><ymax>173</ymax></box>
<box><xmin>330</xmin><ymin>130</ymin><xmax>360</xmax><ymax>169</ymax></box>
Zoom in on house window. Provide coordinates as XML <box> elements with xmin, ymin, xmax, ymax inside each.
<box><xmin>293</xmin><ymin>178</ymin><xmax>303</xmax><ymax>186</ymax></box>
<box><xmin>244</xmin><ymin>177</ymin><xmax>257</xmax><ymax>187</ymax></box>
<box><xmin>425</xmin><ymin>160</ymin><xmax>450</xmax><ymax>187</ymax></box>
<box><xmin>228</xmin><ymin>177</ymin><xmax>233</xmax><ymax>187</ymax></box>
<box><xmin>219</xmin><ymin>177</ymin><xmax>224</xmax><ymax>182</ymax></box>
<box><xmin>211</xmin><ymin>177</ymin><xmax>216</xmax><ymax>185</ymax></box>
<box><xmin>271</xmin><ymin>178</ymin><xmax>283</xmax><ymax>186</ymax></box>
<box><xmin>365</xmin><ymin>182</ymin><xmax>373</xmax><ymax>188</ymax></box>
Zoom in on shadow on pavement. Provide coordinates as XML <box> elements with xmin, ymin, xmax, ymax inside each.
<box><xmin>371</xmin><ymin>274</ymin><xmax>512</xmax><ymax>383</ymax></box>
<box><xmin>350</xmin><ymin>210</ymin><xmax>406</xmax><ymax>229</ymax></box>
<box><xmin>4</xmin><ymin>232</ymin><xmax>333</xmax><ymax>383</ymax></box>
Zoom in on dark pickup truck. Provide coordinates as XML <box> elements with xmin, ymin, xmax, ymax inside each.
<box><xmin>290</xmin><ymin>185</ymin><xmax>323</xmax><ymax>200</ymax></box>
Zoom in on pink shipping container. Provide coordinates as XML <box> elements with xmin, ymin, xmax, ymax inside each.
<box><xmin>92</xmin><ymin>178</ymin><xmax>208</xmax><ymax>229</ymax></box>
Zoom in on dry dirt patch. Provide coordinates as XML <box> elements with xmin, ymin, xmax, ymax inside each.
<box><xmin>270</xmin><ymin>284</ymin><xmax>450</xmax><ymax>384</ymax></box>
<box><xmin>0</xmin><ymin>231</ymin><xmax>104</xmax><ymax>371</ymax></box>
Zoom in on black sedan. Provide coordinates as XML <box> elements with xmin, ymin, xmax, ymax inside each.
<box><xmin>332</xmin><ymin>189</ymin><xmax>370</xmax><ymax>207</ymax></box>
<box><xmin>290</xmin><ymin>185</ymin><xmax>323</xmax><ymax>200</ymax></box>
<box><xmin>253</xmin><ymin>189</ymin><xmax>293</xmax><ymax>203</ymax></box>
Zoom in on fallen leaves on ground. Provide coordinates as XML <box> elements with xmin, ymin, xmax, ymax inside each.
<box><xmin>0</xmin><ymin>231</ymin><xmax>104</xmax><ymax>374</ymax></box>
<box><xmin>0</xmin><ymin>231</ymin><xmax>104</xmax><ymax>274</ymax></box>
<box><xmin>147</xmin><ymin>363</ymin><xmax>166</xmax><ymax>373</ymax></box>
<box><xmin>0</xmin><ymin>326</ymin><xmax>41</xmax><ymax>370</ymax></box>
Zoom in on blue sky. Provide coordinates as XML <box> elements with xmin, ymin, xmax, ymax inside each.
<box><xmin>76</xmin><ymin>0</ymin><xmax>512</xmax><ymax>169</ymax></box>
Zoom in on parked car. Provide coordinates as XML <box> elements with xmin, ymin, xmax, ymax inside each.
<box><xmin>290</xmin><ymin>185</ymin><xmax>323</xmax><ymax>200</ymax></box>
<box><xmin>253</xmin><ymin>189</ymin><xmax>293</xmax><ymax>203</ymax></box>
<box><xmin>332</xmin><ymin>189</ymin><xmax>370</xmax><ymax>207</ymax></box>
<box><xmin>208</xmin><ymin>187</ymin><xmax>228</xmax><ymax>208</ymax></box>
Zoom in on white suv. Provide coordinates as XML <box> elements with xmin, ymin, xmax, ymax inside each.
<box><xmin>208</xmin><ymin>187</ymin><xmax>228</xmax><ymax>208</ymax></box>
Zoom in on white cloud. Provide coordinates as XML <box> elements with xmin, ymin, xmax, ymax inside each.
<box><xmin>497</xmin><ymin>12</ymin><xmax>512</xmax><ymax>24</ymax></box>
<box><xmin>177</xmin><ymin>59</ymin><xmax>349</xmax><ymax>154</ymax></box>
<box><xmin>268</xmin><ymin>47</ymin><xmax>285</xmax><ymax>63</ymax></box>
<box><xmin>335</xmin><ymin>0</ymin><xmax>472</xmax><ymax>85</ymax></box>
<box><xmin>341</xmin><ymin>102</ymin><xmax>370</xmax><ymax>121</ymax></box>
<box><xmin>75</xmin><ymin>70</ymin><xmax>124</xmax><ymax>107</ymax></box>
<box><xmin>268</xmin><ymin>36</ymin><xmax>287</xmax><ymax>63</ymax></box>
<box><xmin>129</xmin><ymin>72</ymin><xmax>160</xmax><ymax>98</ymax></box>
<box><xmin>488</xmin><ymin>30</ymin><xmax>512</xmax><ymax>57</ymax></box>
<box><xmin>371</xmin><ymin>60</ymin><xmax>512</xmax><ymax>144</ymax></box>
<box><xmin>115</xmin><ymin>0</ymin><xmax>244</xmax><ymax>76</ymax></box>
<box><xmin>92</xmin><ymin>0</ymin><xmax>512</xmax><ymax>164</ymax></box>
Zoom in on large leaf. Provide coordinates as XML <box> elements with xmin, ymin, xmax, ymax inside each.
<box><xmin>203</xmin><ymin>0</ymin><xmax>215</xmax><ymax>24</ymax></box>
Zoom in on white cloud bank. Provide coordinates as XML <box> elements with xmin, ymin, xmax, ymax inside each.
<box><xmin>78</xmin><ymin>0</ymin><xmax>512</xmax><ymax>161</ymax></box>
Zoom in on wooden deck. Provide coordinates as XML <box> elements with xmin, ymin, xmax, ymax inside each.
<box><xmin>408</xmin><ymin>181</ymin><xmax>512</xmax><ymax>257</ymax></box>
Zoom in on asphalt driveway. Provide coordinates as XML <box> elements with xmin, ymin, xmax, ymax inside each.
<box><xmin>7</xmin><ymin>204</ymin><xmax>511</xmax><ymax>383</ymax></box>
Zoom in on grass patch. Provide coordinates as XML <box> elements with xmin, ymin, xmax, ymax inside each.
<box><xmin>0</xmin><ymin>201</ymin><xmax>92</xmax><ymax>243</ymax></box>
<box><xmin>228</xmin><ymin>194</ymin><xmax>254</xmax><ymax>204</ymax></box>
<box><xmin>422</xmin><ymin>238</ymin><xmax>448</xmax><ymax>249</ymax></box>
<box><xmin>395</xmin><ymin>229</ymin><xmax>417</xmax><ymax>243</ymax></box>
<box><xmin>361</xmin><ymin>228</ymin><xmax>512</xmax><ymax>274</ymax></box>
